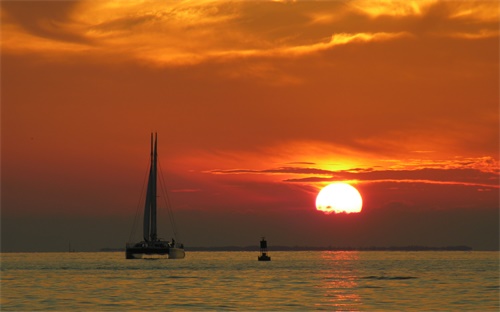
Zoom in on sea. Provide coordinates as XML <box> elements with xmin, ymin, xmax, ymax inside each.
<box><xmin>1</xmin><ymin>251</ymin><xmax>498</xmax><ymax>311</ymax></box>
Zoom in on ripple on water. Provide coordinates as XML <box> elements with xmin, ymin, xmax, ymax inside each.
<box><xmin>1</xmin><ymin>251</ymin><xmax>498</xmax><ymax>311</ymax></box>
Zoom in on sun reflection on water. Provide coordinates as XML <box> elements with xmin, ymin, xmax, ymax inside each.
<box><xmin>315</xmin><ymin>251</ymin><xmax>362</xmax><ymax>310</ymax></box>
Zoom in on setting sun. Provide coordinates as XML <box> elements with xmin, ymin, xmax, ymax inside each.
<box><xmin>316</xmin><ymin>183</ymin><xmax>363</xmax><ymax>214</ymax></box>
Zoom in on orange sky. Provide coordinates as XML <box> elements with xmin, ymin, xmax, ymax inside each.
<box><xmin>1</xmin><ymin>0</ymin><xmax>499</xmax><ymax>251</ymax></box>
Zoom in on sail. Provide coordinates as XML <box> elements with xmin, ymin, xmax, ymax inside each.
<box><xmin>143</xmin><ymin>133</ymin><xmax>158</xmax><ymax>242</ymax></box>
<box><xmin>151</xmin><ymin>133</ymin><xmax>158</xmax><ymax>241</ymax></box>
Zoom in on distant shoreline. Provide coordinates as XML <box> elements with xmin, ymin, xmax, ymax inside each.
<box><xmin>99</xmin><ymin>245</ymin><xmax>474</xmax><ymax>252</ymax></box>
<box><xmin>1</xmin><ymin>245</ymin><xmax>483</xmax><ymax>253</ymax></box>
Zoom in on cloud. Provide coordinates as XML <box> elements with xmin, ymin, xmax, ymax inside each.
<box><xmin>276</xmin><ymin>31</ymin><xmax>411</xmax><ymax>56</ymax></box>
<box><xmin>211</xmin><ymin>166</ymin><xmax>336</xmax><ymax>176</ymax></box>
<box><xmin>209</xmin><ymin>155</ymin><xmax>499</xmax><ymax>189</ymax></box>
<box><xmin>0</xmin><ymin>1</ymin><xmax>87</xmax><ymax>43</ymax></box>
<box><xmin>448</xmin><ymin>29</ymin><xmax>499</xmax><ymax>40</ymax></box>
<box><xmin>350</xmin><ymin>0</ymin><xmax>437</xmax><ymax>17</ymax></box>
<box><xmin>1</xmin><ymin>0</ymin><xmax>497</xmax><ymax>91</ymax></box>
<box><xmin>0</xmin><ymin>0</ymin><xmax>454</xmax><ymax>66</ymax></box>
<box><xmin>286</xmin><ymin>172</ymin><xmax>499</xmax><ymax>190</ymax></box>
<box><xmin>448</xmin><ymin>2</ymin><xmax>500</xmax><ymax>22</ymax></box>
<box><xmin>351</xmin><ymin>0</ymin><xmax>499</xmax><ymax>22</ymax></box>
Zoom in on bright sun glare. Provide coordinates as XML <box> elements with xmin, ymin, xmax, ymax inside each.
<box><xmin>315</xmin><ymin>183</ymin><xmax>363</xmax><ymax>214</ymax></box>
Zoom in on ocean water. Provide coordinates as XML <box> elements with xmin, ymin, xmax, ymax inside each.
<box><xmin>1</xmin><ymin>251</ymin><xmax>498</xmax><ymax>311</ymax></box>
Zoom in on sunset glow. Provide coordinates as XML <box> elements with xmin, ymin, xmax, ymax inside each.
<box><xmin>1</xmin><ymin>0</ymin><xmax>498</xmax><ymax>252</ymax></box>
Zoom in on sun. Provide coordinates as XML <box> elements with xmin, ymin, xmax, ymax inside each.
<box><xmin>315</xmin><ymin>183</ymin><xmax>363</xmax><ymax>214</ymax></box>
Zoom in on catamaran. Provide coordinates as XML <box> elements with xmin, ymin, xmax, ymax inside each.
<box><xmin>126</xmin><ymin>133</ymin><xmax>185</xmax><ymax>259</ymax></box>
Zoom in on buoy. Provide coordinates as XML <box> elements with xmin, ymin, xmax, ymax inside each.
<box><xmin>258</xmin><ymin>237</ymin><xmax>271</xmax><ymax>261</ymax></box>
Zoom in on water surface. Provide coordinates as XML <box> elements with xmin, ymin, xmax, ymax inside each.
<box><xmin>1</xmin><ymin>251</ymin><xmax>498</xmax><ymax>310</ymax></box>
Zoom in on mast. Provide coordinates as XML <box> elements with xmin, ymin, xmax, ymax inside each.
<box><xmin>151</xmin><ymin>133</ymin><xmax>158</xmax><ymax>241</ymax></box>
<box><xmin>143</xmin><ymin>133</ymin><xmax>154</xmax><ymax>242</ymax></box>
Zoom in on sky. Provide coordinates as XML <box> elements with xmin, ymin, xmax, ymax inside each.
<box><xmin>1</xmin><ymin>0</ymin><xmax>499</xmax><ymax>252</ymax></box>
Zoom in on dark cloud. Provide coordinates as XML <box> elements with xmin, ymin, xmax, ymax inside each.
<box><xmin>286</xmin><ymin>167</ymin><xmax>498</xmax><ymax>187</ymax></box>
<box><xmin>1</xmin><ymin>1</ymin><xmax>90</xmax><ymax>44</ymax></box>
<box><xmin>211</xmin><ymin>166</ymin><xmax>335</xmax><ymax>176</ymax></box>
<box><xmin>286</xmin><ymin>161</ymin><xmax>317</xmax><ymax>165</ymax></box>
<box><xmin>213</xmin><ymin>164</ymin><xmax>498</xmax><ymax>188</ymax></box>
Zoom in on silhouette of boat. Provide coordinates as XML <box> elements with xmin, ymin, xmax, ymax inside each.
<box><xmin>258</xmin><ymin>237</ymin><xmax>271</xmax><ymax>261</ymax></box>
<box><xmin>126</xmin><ymin>133</ymin><xmax>185</xmax><ymax>259</ymax></box>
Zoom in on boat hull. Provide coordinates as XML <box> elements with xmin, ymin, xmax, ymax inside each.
<box><xmin>126</xmin><ymin>244</ymin><xmax>185</xmax><ymax>259</ymax></box>
<box><xmin>168</xmin><ymin>247</ymin><xmax>186</xmax><ymax>259</ymax></box>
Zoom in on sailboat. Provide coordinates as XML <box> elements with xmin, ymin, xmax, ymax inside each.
<box><xmin>126</xmin><ymin>133</ymin><xmax>185</xmax><ymax>259</ymax></box>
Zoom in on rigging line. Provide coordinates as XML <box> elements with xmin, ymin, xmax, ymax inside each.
<box><xmin>158</xmin><ymin>160</ymin><xmax>179</xmax><ymax>241</ymax></box>
<box><xmin>128</xmin><ymin>159</ymin><xmax>151</xmax><ymax>243</ymax></box>
<box><xmin>158</xmin><ymin>160</ymin><xmax>181</xmax><ymax>242</ymax></box>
